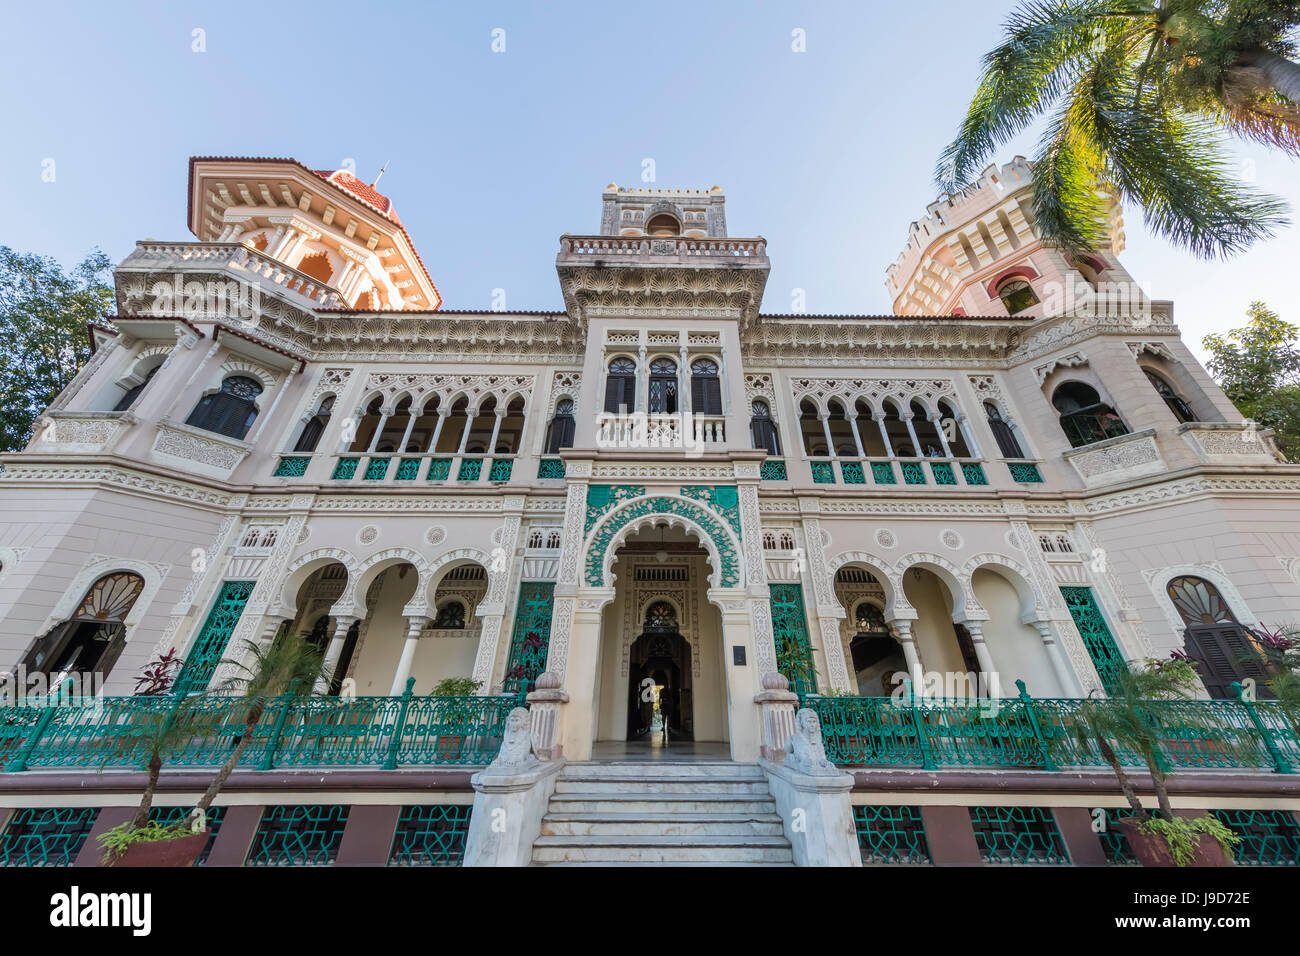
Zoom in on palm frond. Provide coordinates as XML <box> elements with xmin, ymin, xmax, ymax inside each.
<box><xmin>936</xmin><ymin>0</ymin><xmax>1153</xmax><ymax>190</ymax></box>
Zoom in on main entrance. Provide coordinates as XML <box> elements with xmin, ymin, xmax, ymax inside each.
<box><xmin>593</xmin><ymin>521</ymin><xmax>729</xmax><ymax>752</ymax></box>
<box><xmin>626</xmin><ymin>603</ymin><xmax>694</xmax><ymax>741</ymax></box>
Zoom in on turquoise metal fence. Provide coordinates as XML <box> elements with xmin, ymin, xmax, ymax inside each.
<box><xmin>807</xmin><ymin>681</ymin><xmax>1300</xmax><ymax>774</ymax></box>
<box><xmin>0</xmin><ymin>679</ymin><xmax>517</xmax><ymax>772</ymax></box>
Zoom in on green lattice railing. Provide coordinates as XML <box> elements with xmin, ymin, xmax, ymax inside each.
<box><xmin>389</xmin><ymin>804</ymin><xmax>472</xmax><ymax>866</ymax></box>
<box><xmin>273</xmin><ymin>456</ymin><xmax>310</xmax><ymax>477</ymax></box>
<box><xmin>0</xmin><ymin>680</ymin><xmax>517</xmax><ymax>773</ymax></box>
<box><xmin>759</xmin><ymin>459</ymin><xmax>787</xmax><ymax>481</ymax></box>
<box><xmin>807</xmin><ymin>683</ymin><xmax>1300</xmax><ymax>773</ymax></box>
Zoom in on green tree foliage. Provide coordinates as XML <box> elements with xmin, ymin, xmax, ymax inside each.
<box><xmin>0</xmin><ymin>247</ymin><xmax>115</xmax><ymax>452</ymax></box>
<box><xmin>1203</xmin><ymin>301</ymin><xmax>1300</xmax><ymax>458</ymax></box>
<box><xmin>938</xmin><ymin>0</ymin><xmax>1300</xmax><ymax>259</ymax></box>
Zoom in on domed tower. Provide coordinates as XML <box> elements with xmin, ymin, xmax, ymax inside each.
<box><xmin>885</xmin><ymin>157</ymin><xmax>1137</xmax><ymax>319</ymax></box>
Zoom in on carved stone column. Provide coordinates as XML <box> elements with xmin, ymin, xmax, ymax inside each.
<box><xmin>797</xmin><ymin>507</ymin><xmax>852</xmax><ymax>693</ymax></box>
<box><xmin>389</xmin><ymin>615</ymin><xmax>430</xmax><ymax>695</ymax></box>
<box><xmin>471</xmin><ymin>498</ymin><xmax>523</xmax><ymax>692</ymax></box>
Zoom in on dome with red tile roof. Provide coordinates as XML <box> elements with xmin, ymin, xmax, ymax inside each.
<box><xmin>314</xmin><ymin>169</ymin><xmax>401</xmax><ymax>225</ymax></box>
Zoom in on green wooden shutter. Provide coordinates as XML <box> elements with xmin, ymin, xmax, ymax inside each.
<box><xmin>1059</xmin><ymin>586</ymin><xmax>1125</xmax><ymax>694</ymax></box>
<box><xmin>768</xmin><ymin>583</ymin><xmax>818</xmax><ymax>698</ymax></box>
<box><xmin>175</xmin><ymin>581</ymin><xmax>256</xmax><ymax>695</ymax></box>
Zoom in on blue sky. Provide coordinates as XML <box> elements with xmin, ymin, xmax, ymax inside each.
<box><xmin>1</xmin><ymin>0</ymin><xmax>1296</xmax><ymax>358</ymax></box>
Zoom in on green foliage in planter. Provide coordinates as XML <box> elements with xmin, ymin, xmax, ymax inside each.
<box><xmin>1137</xmin><ymin>815</ymin><xmax>1239</xmax><ymax>868</ymax></box>
<box><xmin>430</xmin><ymin>677</ymin><xmax>484</xmax><ymax>697</ymax></box>
<box><xmin>97</xmin><ymin>820</ymin><xmax>192</xmax><ymax>862</ymax></box>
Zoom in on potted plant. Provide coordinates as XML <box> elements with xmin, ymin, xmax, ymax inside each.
<box><xmin>1060</xmin><ymin>657</ymin><xmax>1239</xmax><ymax>867</ymax></box>
<box><xmin>97</xmin><ymin>652</ymin><xmax>215</xmax><ymax>867</ymax></box>
<box><xmin>430</xmin><ymin>676</ymin><xmax>484</xmax><ymax>760</ymax></box>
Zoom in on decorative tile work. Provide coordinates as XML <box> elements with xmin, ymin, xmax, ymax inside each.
<box><xmin>537</xmin><ymin>458</ymin><xmax>566</xmax><ymax>479</ymax></box>
<box><xmin>363</xmin><ymin>457</ymin><xmax>391</xmax><ymax>481</ymax></box>
<box><xmin>584</xmin><ymin>485</ymin><xmax>646</xmax><ymax>534</ymax></box>
<box><xmin>759</xmin><ymin>459</ymin><xmax>787</xmax><ymax>481</ymax></box>
<box><xmin>425</xmin><ymin>458</ymin><xmax>451</xmax><ymax>481</ymax></box>
<box><xmin>585</xmin><ymin>496</ymin><xmax>739</xmax><ymax>587</ymax></box>
<box><xmin>395</xmin><ymin>458</ymin><xmax>421</xmax><ymax>481</ymax></box>
<box><xmin>841</xmin><ymin>461</ymin><xmax>866</xmax><ymax>485</ymax></box>
<box><xmin>853</xmin><ymin>805</ymin><xmax>931</xmax><ymax>864</ymax></box>
<box><xmin>810</xmin><ymin>461</ymin><xmax>835</xmax><ymax>484</ymax></box>
<box><xmin>0</xmin><ymin>807</ymin><xmax>98</xmax><ymax>866</ymax></box>
<box><xmin>457</xmin><ymin>457</ymin><xmax>483</xmax><ymax>482</ymax></box>
<box><xmin>273</xmin><ymin>456</ymin><xmax>310</xmax><ymax>477</ymax></box>
<box><xmin>768</xmin><ymin>583</ymin><xmax>817</xmax><ymax>698</ymax></box>
<box><xmin>969</xmin><ymin>806</ymin><xmax>1069</xmax><ymax>864</ymax></box>
<box><xmin>679</xmin><ymin>485</ymin><xmax>741</xmax><ymax>539</ymax></box>
<box><xmin>331</xmin><ymin>457</ymin><xmax>359</xmax><ymax>480</ymax></box>
<box><xmin>488</xmin><ymin>458</ymin><xmax>513</xmax><ymax>482</ymax></box>
<box><xmin>389</xmin><ymin>805</ymin><xmax>473</xmax><ymax>866</ymax></box>
<box><xmin>246</xmin><ymin>805</ymin><xmax>349</xmax><ymax>866</ymax></box>
<box><xmin>960</xmin><ymin>462</ymin><xmax>988</xmax><ymax>485</ymax></box>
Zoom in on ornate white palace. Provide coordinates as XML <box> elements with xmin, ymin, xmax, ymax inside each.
<box><xmin>2</xmin><ymin>157</ymin><xmax>1299</xmax><ymax>866</ymax></box>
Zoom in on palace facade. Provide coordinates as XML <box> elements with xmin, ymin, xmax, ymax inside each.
<box><xmin>1</xmin><ymin>156</ymin><xmax>1298</xmax><ymax>867</ymax></box>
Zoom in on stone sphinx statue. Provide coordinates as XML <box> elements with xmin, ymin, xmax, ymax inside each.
<box><xmin>484</xmin><ymin>707</ymin><xmax>539</xmax><ymax>773</ymax></box>
<box><xmin>783</xmin><ymin>707</ymin><xmax>840</xmax><ymax>777</ymax></box>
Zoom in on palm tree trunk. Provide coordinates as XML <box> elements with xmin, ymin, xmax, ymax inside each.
<box><xmin>129</xmin><ymin>753</ymin><xmax>162</xmax><ymax>830</ymax></box>
<box><xmin>1098</xmin><ymin>736</ymin><xmax>1148</xmax><ymax>820</ymax></box>
<box><xmin>193</xmin><ymin>709</ymin><xmax>261</xmax><ymax>814</ymax></box>
<box><xmin>1237</xmin><ymin>48</ymin><xmax>1300</xmax><ymax>104</ymax></box>
<box><xmin>1143</xmin><ymin>746</ymin><xmax>1176</xmax><ymax>820</ymax></box>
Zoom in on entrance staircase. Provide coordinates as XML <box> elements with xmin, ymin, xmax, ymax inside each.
<box><xmin>531</xmin><ymin>761</ymin><xmax>794</xmax><ymax>865</ymax></box>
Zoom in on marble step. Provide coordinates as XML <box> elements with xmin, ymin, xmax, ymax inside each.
<box><xmin>532</xmin><ymin>834</ymin><xmax>794</xmax><ymax>864</ymax></box>
<box><xmin>542</xmin><ymin>811</ymin><xmax>786</xmax><ymax>837</ymax></box>
<box><xmin>554</xmin><ymin>777</ymin><xmax>771</xmax><ymax>795</ymax></box>
<box><xmin>565</xmin><ymin>762</ymin><xmax>763</xmax><ymax>779</ymax></box>
<box><xmin>548</xmin><ymin>792</ymin><xmax>778</xmax><ymax>815</ymax></box>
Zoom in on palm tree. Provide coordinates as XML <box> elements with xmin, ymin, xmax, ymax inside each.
<box><xmin>192</xmin><ymin>632</ymin><xmax>328</xmax><ymax>815</ymax></box>
<box><xmin>938</xmin><ymin>0</ymin><xmax>1300</xmax><ymax>259</ymax></box>
<box><xmin>1065</xmin><ymin>657</ymin><xmax>1204</xmax><ymax>820</ymax></box>
<box><xmin>113</xmin><ymin>694</ymin><xmax>211</xmax><ymax>831</ymax></box>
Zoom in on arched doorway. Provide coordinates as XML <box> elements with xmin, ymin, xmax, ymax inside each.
<box><xmin>626</xmin><ymin>602</ymin><xmax>694</xmax><ymax>741</ymax></box>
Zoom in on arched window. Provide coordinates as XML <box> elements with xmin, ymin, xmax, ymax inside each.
<box><xmin>648</xmin><ymin>358</ymin><xmax>678</xmax><ymax>415</ymax></box>
<box><xmin>997</xmin><ymin>279</ymin><xmax>1039</xmax><ymax>315</ymax></box>
<box><xmin>854</xmin><ymin>602</ymin><xmax>888</xmax><ymax>635</ymax></box>
<box><xmin>690</xmin><ymin>359</ymin><xmax>722</xmax><ymax>415</ymax></box>
<box><xmin>1144</xmin><ymin>369</ymin><xmax>1196</xmax><ymax>424</ymax></box>
<box><xmin>296</xmin><ymin>251</ymin><xmax>333</xmax><ymax>285</ymax></box>
<box><xmin>938</xmin><ymin>400</ymin><xmax>972</xmax><ymax>456</ymax></box>
<box><xmin>20</xmin><ymin>572</ymin><xmax>144</xmax><ymax>681</ymax></box>
<box><xmin>798</xmin><ymin>399</ymin><xmax>826</xmax><ymax>456</ymax></box>
<box><xmin>750</xmin><ymin>400</ymin><xmax>781</xmax><ymax>455</ymax></box>
<box><xmin>433</xmin><ymin>601</ymin><xmax>466</xmax><ymax>630</ymax></box>
<box><xmin>113</xmin><ymin>365</ymin><xmax>159</xmax><ymax>412</ymax></box>
<box><xmin>294</xmin><ymin>396</ymin><xmax>334</xmax><ymax>453</ymax></box>
<box><xmin>645</xmin><ymin>214</ymin><xmax>681</xmax><ymax>236</ymax></box>
<box><xmin>545</xmin><ymin>398</ymin><xmax>575</xmax><ymax>453</ymax></box>
<box><xmin>910</xmin><ymin>400</ymin><xmax>944</xmax><ymax>458</ymax></box>
<box><xmin>1166</xmin><ymin>576</ymin><xmax>1269</xmax><ymax>698</ymax></box>
<box><xmin>1051</xmin><ymin>382</ymin><xmax>1128</xmax><ymax>448</ymax></box>
<box><xmin>984</xmin><ymin>401</ymin><xmax>1025</xmax><ymax>458</ymax></box>
<box><xmin>881</xmin><ymin>399</ymin><xmax>911</xmax><ymax>457</ymax></box>
<box><xmin>185</xmin><ymin>375</ymin><xmax>263</xmax><ymax>440</ymax></box>
<box><xmin>644</xmin><ymin>601</ymin><xmax>677</xmax><ymax>630</ymax></box>
<box><xmin>604</xmin><ymin>358</ymin><xmax>637</xmax><ymax>413</ymax></box>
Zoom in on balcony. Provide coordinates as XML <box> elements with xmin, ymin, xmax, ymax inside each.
<box><xmin>271</xmin><ymin>453</ymin><xmax>519</xmax><ymax>485</ymax></box>
<box><xmin>1179</xmin><ymin>421</ymin><xmax>1284</xmax><ymax>465</ymax></box>
<box><xmin>1063</xmin><ymin>427</ymin><xmax>1165</xmax><ymax>487</ymax></box>
<box><xmin>806</xmin><ymin>691</ymin><xmax>1299</xmax><ymax>773</ymax></box>
<box><xmin>1</xmin><ymin>687</ymin><xmax>517</xmax><ymax>772</ymax></box>
<box><xmin>595</xmin><ymin>412</ymin><xmax>727</xmax><ymax>451</ymax></box>
<box><xmin>805</xmin><ymin>456</ymin><xmax>991</xmax><ymax>487</ymax></box>
<box><xmin>117</xmin><ymin>241</ymin><xmax>344</xmax><ymax>312</ymax></box>
<box><xmin>27</xmin><ymin>411</ymin><xmax>135</xmax><ymax>455</ymax></box>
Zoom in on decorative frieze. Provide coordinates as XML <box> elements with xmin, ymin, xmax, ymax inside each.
<box><xmin>1178</xmin><ymin>422</ymin><xmax>1279</xmax><ymax>464</ymax></box>
<box><xmin>152</xmin><ymin>421</ymin><xmax>253</xmax><ymax>474</ymax></box>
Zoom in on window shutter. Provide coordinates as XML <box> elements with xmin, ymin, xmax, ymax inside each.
<box><xmin>691</xmin><ymin>376</ymin><xmax>706</xmax><ymax>412</ymax></box>
<box><xmin>1185</xmin><ymin>625</ymin><xmax>1265</xmax><ymax>698</ymax></box>
<box><xmin>622</xmin><ymin>376</ymin><xmax>637</xmax><ymax>410</ymax></box>
<box><xmin>604</xmin><ymin>376</ymin><xmax>625</xmax><ymax>413</ymax></box>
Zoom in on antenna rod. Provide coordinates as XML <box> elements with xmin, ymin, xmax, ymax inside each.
<box><xmin>371</xmin><ymin>160</ymin><xmax>390</xmax><ymax>188</ymax></box>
